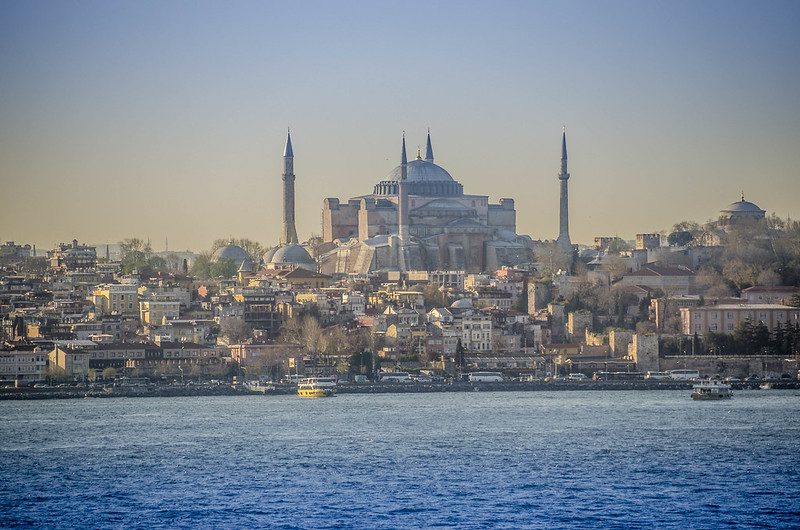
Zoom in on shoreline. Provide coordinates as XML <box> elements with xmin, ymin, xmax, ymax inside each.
<box><xmin>2</xmin><ymin>380</ymin><xmax>798</xmax><ymax>400</ymax></box>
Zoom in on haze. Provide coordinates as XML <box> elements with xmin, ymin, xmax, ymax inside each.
<box><xmin>1</xmin><ymin>0</ymin><xmax>799</xmax><ymax>251</ymax></box>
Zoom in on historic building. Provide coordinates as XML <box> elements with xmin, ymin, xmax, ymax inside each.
<box><xmin>262</xmin><ymin>131</ymin><xmax>316</xmax><ymax>272</ymax></box>
<box><xmin>317</xmin><ymin>131</ymin><xmax>534</xmax><ymax>274</ymax></box>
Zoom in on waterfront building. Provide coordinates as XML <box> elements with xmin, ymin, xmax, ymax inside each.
<box><xmin>0</xmin><ymin>350</ymin><xmax>48</xmax><ymax>382</ymax></box>
<box><xmin>680</xmin><ymin>304</ymin><xmax>800</xmax><ymax>336</ymax></box>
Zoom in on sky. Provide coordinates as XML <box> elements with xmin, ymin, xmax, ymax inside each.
<box><xmin>1</xmin><ymin>0</ymin><xmax>799</xmax><ymax>252</ymax></box>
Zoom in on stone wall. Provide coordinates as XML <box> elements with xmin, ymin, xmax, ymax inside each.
<box><xmin>660</xmin><ymin>355</ymin><xmax>795</xmax><ymax>379</ymax></box>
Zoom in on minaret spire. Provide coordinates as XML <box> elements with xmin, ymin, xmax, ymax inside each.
<box><xmin>280</xmin><ymin>129</ymin><xmax>299</xmax><ymax>245</ymax></box>
<box><xmin>398</xmin><ymin>133</ymin><xmax>409</xmax><ymax>243</ymax></box>
<box><xmin>425</xmin><ymin>128</ymin><xmax>434</xmax><ymax>162</ymax></box>
<box><xmin>556</xmin><ymin>127</ymin><xmax>572</xmax><ymax>257</ymax></box>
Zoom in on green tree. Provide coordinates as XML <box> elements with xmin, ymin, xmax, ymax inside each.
<box><xmin>102</xmin><ymin>367</ymin><xmax>117</xmax><ymax>380</ymax></box>
<box><xmin>190</xmin><ymin>251</ymin><xmax>213</xmax><ymax>279</ymax></box>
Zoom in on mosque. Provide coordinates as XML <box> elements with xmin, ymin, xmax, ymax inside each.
<box><xmin>315</xmin><ymin>131</ymin><xmax>540</xmax><ymax>274</ymax></box>
<box><xmin>212</xmin><ymin>129</ymin><xmax>576</xmax><ymax>275</ymax></box>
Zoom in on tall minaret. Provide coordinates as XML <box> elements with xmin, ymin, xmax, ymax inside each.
<box><xmin>281</xmin><ymin>129</ymin><xmax>299</xmax><ymax>245</ymax></box>
<box><xmin>425</xmin><ymin>128</ymin><xmax>434</xmax><ymax>163</ymax></box>
<box><xmin>397</xmin><ymin>133</ymin><xmax>409</xmax><ymax>240</ymax></box>
<box><xmin>556</xmin><ymin>128</ymin><xmax>572</xmax><ymax>253</ymax></box>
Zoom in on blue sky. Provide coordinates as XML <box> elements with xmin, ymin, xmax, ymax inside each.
<box><xmin>1</xmin><ymin>0</ymin><xmax>799</xmax><ymax>250</ymax></box>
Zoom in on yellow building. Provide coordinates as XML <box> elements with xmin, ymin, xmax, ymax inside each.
<box><xmin>90</xmin><ymin>284</ymin><xmax>139</xmax><ymax>316</ymax></box>
<box><xmin>48</xmin><ymin>346</ymin><xmax>91</xmax><ymax>379</ymax></box>
<box><xmin>139</xmin><ymin>300</ymin><xmax>181</xmax><ymax>326</ymax></box>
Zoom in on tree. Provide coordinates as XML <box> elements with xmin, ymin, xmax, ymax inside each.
<box><xmin>606</xmin><ymin>238</ymin><xmax>630</xmax><ymax>255</ymax></box>
<box><xmin>119</xmin><ymin>238</ymin><xmax>152</xmax><ymax>274</ymax></box>
<box><xmin>46</xmin><ymin>365</ymin><xmax>70</xmax><ymax>384</ymax></box>
<box><xmin>602</xmin><ymin>255</ymin><xmax>628</xmax><ymax>281</ymax></box>
<box><xmin>190</xmin><ymin>251</ymin><xmax>213</xmax><ymax>279</ymax></box>
<box><xmin>220</xmin><ymin>317</ymin><xmax>252</xmax><ymax>343</ymax></box>
<box><xmin>422</xmin><ymin>284</ymin><xmax>446</xmax><ymax>309</ymax></box>
<box><xmin>102</xmin><ymin>367</ymin><xmax>117</xmax><ymax>380</ymax></box>
<box><xmin>210</xmin><ymin>258</ymin><xmax>238</xmax><ymax>279</ymax></box>
<box><xmin>534</xmin><ymin>242</ymin><xmax>570</xmax><ymax>278</ymax></box>
<box><xmin>667</xmin><ymin>231</ymin><xmax>694</xmax><ymax>247</ymax></box>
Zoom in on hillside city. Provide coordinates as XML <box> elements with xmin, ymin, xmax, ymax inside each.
<box><xmin>2</xmin><ymin>203</ymin><xmax>800</xmax><ymax>388</ymax></box>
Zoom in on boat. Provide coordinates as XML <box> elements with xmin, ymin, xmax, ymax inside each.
<box><xmin>297</xmin><ymin>377</ymin><xmax>337</xmax><ymax>398</ymax></box>
<box><xmin>759</xmin><ymin>382</ymin><xmax>773</xmax><ymax>390</ymax></box>
<box><xmin>692</xmin><ymin>380</ymin><xmax>732</xmax><ymax>400</ymax></box>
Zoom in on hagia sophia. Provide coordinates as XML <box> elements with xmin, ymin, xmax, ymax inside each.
<box><xmin>315</xmin><ymin>131</ymin><xmax>535</xmax><ymax>274</ymax></box>
<box><xmin>208</xmin><ymin>129</ymin><xmax>769</xmax><ymax>275</ymax></box>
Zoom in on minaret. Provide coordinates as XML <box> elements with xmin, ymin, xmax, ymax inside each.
<box><xmin>556</xmin><ymin>128</ymin><xmax>572</xmax><ymax>253</ymax></box>
<box><xmin>397</xmin><ymin>134</ymin><xmax>409</xmax><ymax>240</ymax></box>
<box><xmin>396</xmin><ymin>134</ymin><xmax>410</xmax><ymax>273</ymax></box>
<box><xmin>281</xmin><ymin>129</ymin><xmax>299</xmax><ymax>245</ymax></box>
<box><xmin>425</xmin><ymin>129</ymin><xmax>434</xmax><ymax>163</ymax></box>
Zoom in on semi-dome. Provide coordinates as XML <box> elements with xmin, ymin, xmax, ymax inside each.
<box><xmin>386</xmin><ymin>159</ymin><xmax>454</xmax><ymax>182</ymax></box>
<box><xmin>262</xmin><ymin>246</ymin><xmax>279</xmax><ymax>264</ymax></box>
<box><xmin>213</xmin><ymin>245</ymin><xmax>252</xmax><ymax>269</ymax></box>
<box><xmin>269</xmin><ymin>244</ymin><xmax>315</xmax><ymax>269</ymax></box>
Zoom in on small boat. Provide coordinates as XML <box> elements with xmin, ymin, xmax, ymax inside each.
<box><xmin>759</xmin><ymin>382</ymin><xmax>773</xmax><ymax>390</ymax></box>
<box><xmin>297</xmin><ymin>377</ymin><xmax>337</xmax><ymax>398</ymax></box>
<box><xmin>692</xmin><ymin>380</ymin><xmax>732</xmax><ymax>400</ymax></box>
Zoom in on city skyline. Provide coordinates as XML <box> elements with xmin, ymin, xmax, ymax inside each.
<box><xmin>2</xmin><ymin>0</ymin><xmax>799</xmax><ymax>251</ymax></box>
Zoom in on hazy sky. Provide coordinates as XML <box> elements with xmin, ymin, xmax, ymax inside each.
<box><xmin>1</xmin><ymin>0</ymin><xmax>799</xmax><ymax>252</ymax></box>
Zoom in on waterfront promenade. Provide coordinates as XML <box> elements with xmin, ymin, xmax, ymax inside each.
<box><xmin>3</xmin><ymin>379</ymin><xmax>798</xmax><ymax>400</ymax></box>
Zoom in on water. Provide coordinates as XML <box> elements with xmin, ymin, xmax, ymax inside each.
<box><xmin>1</xmin><ymin>390</ymin><xmax>798</xmax><ymax>529</ymax></box>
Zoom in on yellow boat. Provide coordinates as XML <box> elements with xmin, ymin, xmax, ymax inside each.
<box><xmin>297</xmin><ymin>377</ymin><xmax>337</xmax><ymax>398</ymax></box>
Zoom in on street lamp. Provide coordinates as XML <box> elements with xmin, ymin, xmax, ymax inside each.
<box><xmin>178</xmin><ymin>365</ymin><xmax>184</xmax><ymax>385</ymax></box>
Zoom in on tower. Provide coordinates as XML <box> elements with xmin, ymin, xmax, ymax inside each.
<box><xmin>556</xmin><ymin>128</ymin><xmax>572</xmax><ymax>253</ymax></box>
<box><xmin>397</xmin><ymin>133</ymin><xmax>409</xmax><ymax>240</ymax></box>
<box><xmin>281</xmin><ymin>130</ymin><xmax>299</xmax><ymax>245</ymax></box>
<box><xmin>425</xmin><ymin>128</ymin><xmax>434</xmax><ymax>163</ymax></box>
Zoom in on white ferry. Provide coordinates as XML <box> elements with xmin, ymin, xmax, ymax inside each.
<box><xmin>297</xmin><ymin>377</ymin><xmax>337</xmax><ymax>398</ymax></box>
<box><xmin>691</xmin><ymin>380</ymin><xmax>732</xmax><ymax>400</ymax></box>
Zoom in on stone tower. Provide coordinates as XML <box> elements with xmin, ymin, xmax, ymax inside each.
<box><xmin>556</xmin><ymin>128</ymin><xmax>572</xmax><ymax>253</ymax></box>
<box><xmin>281</xmin><ymin>130</ymin><xmax>299</xmax><ymax>245</ymax></box>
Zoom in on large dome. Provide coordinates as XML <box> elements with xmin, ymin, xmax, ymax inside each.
<box><xmin>269</xmin><ymin>244</ymin><xmax>314</xmax><ymax>267</ymax></box>
<box><xmin>387</xmin><ymin>159</ymin><xmax>454</xmax><ymax>182</ymax></box>
<box><xmin>212</xmin><ymin>245</ymin><xmax>252</xmax><ymax>269</ymax></box>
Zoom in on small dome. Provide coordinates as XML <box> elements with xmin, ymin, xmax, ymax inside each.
<box><xmin>721</xmin><ymin>200</ymin><xmax>764</xmax><ymax>214</ymax></box>
<box><xmin>387</xmin><ymin>159</ymin><xmax>454</xmax><ymax>182</ymax></box>
<box><xmin>720</xmin><ymin>196</ymin><xmax>765</xmax><ymax>220</ymax></box>
<box><xmin>270</xmin><ymin>244</ymin><xmax>314</xmax><ymax>266</ymax></box>
<box><xmin>213</xmin><ymin>245</ymin><xmax>252</xmax><ymax>269</ymax></box>
<box><xmin>450</xmin><ymin>298</ymin><xmax>473</xmax><ymax>309</ymax></box>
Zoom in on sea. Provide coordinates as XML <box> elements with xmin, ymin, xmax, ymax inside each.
<box><xmin>1</xmin><ymin>390</ymin><xmax>798</xmax><ymax>529</ymax></box>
